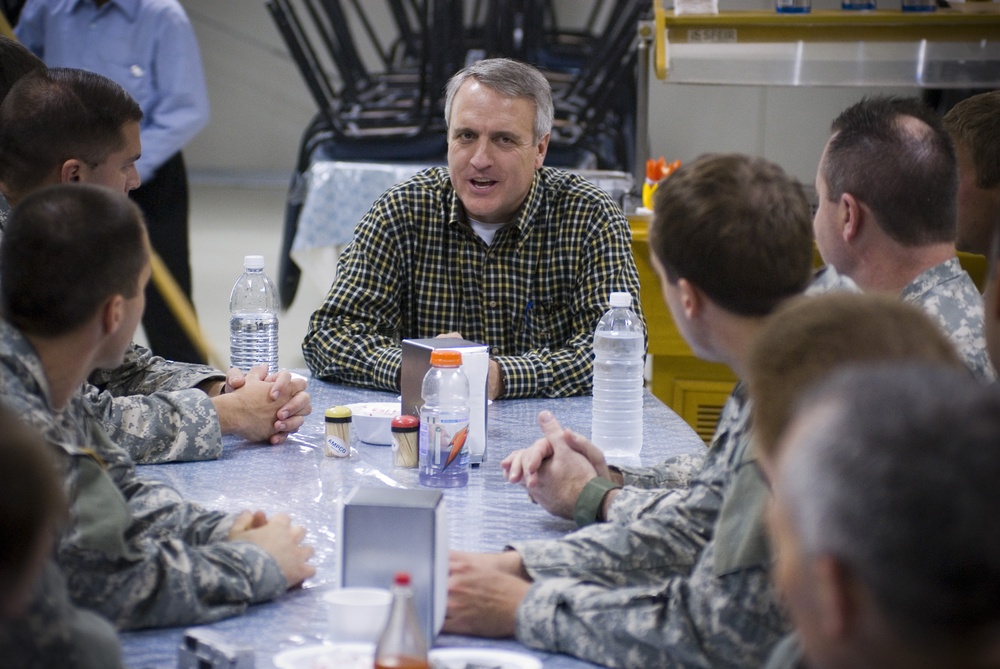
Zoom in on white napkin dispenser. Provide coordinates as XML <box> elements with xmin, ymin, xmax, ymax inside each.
<box><xmin>401</xmin><ymin>338</ymin><xmax>489</xmax><ymax>464</ymax></box>
<box><xmin>338</xmin><ymin>487</ymin><xmax>447</xmax><ymax>645</ymax></box>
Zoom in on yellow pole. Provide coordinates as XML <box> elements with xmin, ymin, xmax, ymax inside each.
<box><xmin>0</xmin><ymin>11</ymin><xmax>15</xmax><ymax>38</ymax></box>
<box><xmin>149</xmin><ymin>250</ymin><xmax>226</xmax><ymax>369</ymax></box>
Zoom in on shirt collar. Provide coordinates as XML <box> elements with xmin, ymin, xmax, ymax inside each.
<box><xmin>69</xmin><ymin>0</ymin><xmax>140</xmax><ymax>21</ymax></box>
<box><xmin>899</xmin><ymin>256</ymin><xmax>964</xmax><ymax>302</ymax></box>
<box><xmin>448</xmin><ymin>169</ymin><xmax>544</xmax><ymax>243</ymax></box>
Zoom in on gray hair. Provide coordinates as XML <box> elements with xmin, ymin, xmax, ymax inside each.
<box><xmin>777</xmin><ymin>364</ymin><xmax>1000</xmax><ymax>649</ymax></box>
<box><xmin>444</xmin><ymin>58</ymin><xmax>553</xmax><ymax>143</ymax></box>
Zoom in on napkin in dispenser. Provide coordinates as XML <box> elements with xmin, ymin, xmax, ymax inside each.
<box><xmin>401</xmin><ymin>338</ymin><xmax>489</xmax><ymax>464</ymax></box>
<box><xmin>339</xmin><ymin>487</ymin><xmax>447</xmax><ymax>645</ymax></box>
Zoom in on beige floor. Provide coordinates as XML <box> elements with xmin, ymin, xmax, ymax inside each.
<box><xmin>133</xmin><ymin>182</ymin><xmax>329</xmax><ymax>372</ymax></box>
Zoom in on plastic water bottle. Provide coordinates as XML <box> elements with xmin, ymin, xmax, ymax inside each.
<box><xmin>418</xmin><ymin>350</ymin><xmax>470</xmax><ymax>488</ymax></box>
<box><xmin>591</xmin><ymin>292</ymin><xmax>645</xmax><ymax>456</ymax></box>
<box><xmin>229</xmin><ymin>255</ymin><xmax>279</xmax><ymax>373</ymax></box>
<box><xmin>374</xmin><ymin>572</ymin><xmax>429</xmax><ymax>669</ymax></box>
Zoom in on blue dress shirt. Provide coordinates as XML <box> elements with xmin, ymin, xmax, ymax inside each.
<box><xmin>16</xmin><ymin>0</ymin><xmax>210</xmax><ymax>181</ymax></box>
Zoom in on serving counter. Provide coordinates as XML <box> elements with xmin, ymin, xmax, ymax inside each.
<box><xmin>119</xmin><ymin>375</ymin><xmax>705</xmax><ymax>668</ymax></box>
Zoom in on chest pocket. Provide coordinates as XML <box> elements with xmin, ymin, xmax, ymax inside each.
<box><xmin>72</xmin><ymin>456</ymin><xmax>141</xmax><ymax>560</ymax></box>
<box><xmin>523</xmin><ymin>300</ymin><xmax>572</xmax><ymax>350</ymax></box>
<box><xmin>713</xmin><ymin>439</ymin><xmax>771</xmax><ymax>576</ymax></box>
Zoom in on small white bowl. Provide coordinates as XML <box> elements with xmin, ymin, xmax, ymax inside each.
<box><xmin>322</xmin><ymin>587</ymin><xmax>392</xmax><ymax>643</ymax></box>
<box><xmin>345</xmin><ymin>402</ymin><xmax>400</xmax><ymax>445</ymax></box>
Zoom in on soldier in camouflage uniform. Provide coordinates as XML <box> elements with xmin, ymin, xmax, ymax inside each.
<box><xmin>813</xmin><ymin>95</ymin><xmax>995</xmax><ymax>381</ymax></box>
<box><xmin>742</xmin><ymin>294</ymin><xmax>967</xmax><ymax>669</ymax></box>
<box><xmin>767</xmin><ymin>366</ymin><xmax>1000</xmax><ymax>669</ymax></box>
<box><xmin>0</xmin><ymin>404</ymin><xmax>122</xmax><ymax>669</ymax></box>
<box><xmin>0</xmin><ymin>67</ymin><xmax>311</xmax><ymax>464</ymax></box>
<box><xmin>445</xmin><ymin>154</ymin><xmax>817</xmax><ymax>668</ymax></box>
<box><xmin>501</xmin><ymin>266</ymin><xmax>856</xmax><ymax>530</ymax></box>
<box><xmin>0</xmin><ymin>185</ymin><xmax>315</xmax><ymax>630</ymax></box>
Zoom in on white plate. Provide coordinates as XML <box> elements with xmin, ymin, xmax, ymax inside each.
<box><xmin>273</xmin><ymin>642</ymin><xmax>373</xmax><ymax>669</ymax></box>
<box><xmin>429</xmin><ymin>647</ymin><xmax>543</xmax><ymax>669</ymax></box>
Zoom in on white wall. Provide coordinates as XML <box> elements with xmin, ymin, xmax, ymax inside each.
<box><xmin>179</xmin><ymin>0</ymin><xmax>920</xmax><ymax>186</ymax></box>
<box><xmin>180</xmin><ymin>1</ymin><xmax>315</xmax><ymax>180</ymax></box>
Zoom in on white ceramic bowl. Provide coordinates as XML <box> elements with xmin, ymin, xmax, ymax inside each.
<box><xmin>345</xmin><ymin>402</ymin><xmax>400</xmax><ymax>445</ymax></box>
<box><xmin>322</xmin><ymin>587</ymin><xmax>392</xmax><ymax>643</ymax></box>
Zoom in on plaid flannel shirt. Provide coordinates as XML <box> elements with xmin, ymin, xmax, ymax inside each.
<box><xmin>303</xmin><ymin>166</ymin><xmax>643</xmax><ymax>398</ymax></box>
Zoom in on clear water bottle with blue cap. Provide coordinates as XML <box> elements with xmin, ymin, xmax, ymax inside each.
<box><xmin>229</xmin><ymin>255</ymin><xmax>279</xmax><ymax>373</ymax></box>
<box><xmin>591</xmin><ymin>292</ymin><xmax>645</xmax><ymax>456</ymax></box>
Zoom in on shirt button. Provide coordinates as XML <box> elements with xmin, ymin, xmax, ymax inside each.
<box><xmin>489</xmin><ymin>300</ymin><xmax>498</xmax><ymax>308</ymax></box>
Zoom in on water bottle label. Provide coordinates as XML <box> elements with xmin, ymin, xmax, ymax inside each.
<box><xmin>418</xmin><ymin>414</ymin><xmax>470</xmax><ymax>476</ymax></box>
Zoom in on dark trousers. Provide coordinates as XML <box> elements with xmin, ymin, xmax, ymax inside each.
<box><xmin>129</xmin><ymin>152</ymin><xmax>207</xmax><ymax>364</ymax></box>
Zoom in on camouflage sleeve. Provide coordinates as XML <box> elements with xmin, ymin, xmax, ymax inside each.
<box><xmin>60</xmin><ymin>527</ymin><xmax>288</xmax><ymax>630</ymax></box>
<box><xmin>515</xmin><ymin>552</ymin><xmax>784</xmax><ymax>669</ymax></box>
<box><xmin>511</xmin><ymin>404</ymin><xmax>747</xmax><ymax>584</ymax></box>
<box><xmin>89</xmin><ymin>343</ymin><xmax>223</xmax><ymax>395</ymax></box>
<box><xmin>614</xmin><ymin>451</ymin><xmax>707</xmax><ymax>490</ymax></box>
<box><xmin>510</xmin><ymin>463</ymin><xmax>724</xmax><ymax>586</ymax></box>
<box><xmin>604</xmin><ymin>447</ymin><xmax>720</xmax><ymax>524</ymax></box>
<box><xmin>0</xmin><ymin>562</ymin><xmax>124</xmax><ymax>669</ymax></box>
<box><xmin>56</xmin><ymin>419</ymin><xmax>288</xmax><ymax>629</ymax></box>
<box><xmin>81</xmin><ymin>383</ymin><xmax>223</xmax><ymax>464</ymax></box>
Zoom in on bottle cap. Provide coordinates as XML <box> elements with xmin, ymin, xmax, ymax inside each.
<box><xmin>393</xmin><ymin>571</ymin><xmax>411</xmax><ymax>586</ymax></box>
<box><xmin>429</xmin><ymin>350</ymin><xmax>462</xmax><ymax>367</ymax></box>
<box><xmin>609</xmin><ymin>292</ymin><xmax>632</xmax><ymax>308</ymax></box>
<box><xmin>325</xmin><ymin>406</ymin><xmax>352</xmax><ymax>422</ymax></box>
<box><xmin>391</xmin><ymin>415</ymin><xmax>419</xmax><ymax>431</ymax></box>
<box><xmin>243</xmin><ymin>255</ymin><xmax>265</xmax><ymax>270</ymax></box>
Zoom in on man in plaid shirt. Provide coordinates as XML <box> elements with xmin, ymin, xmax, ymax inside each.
<box><xmin>303</xmin><ymin>58</ymin><xmax>642</xmax><ymax>399</ymax></box>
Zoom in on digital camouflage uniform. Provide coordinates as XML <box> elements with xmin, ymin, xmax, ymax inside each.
<box><xmin>0</xmin><ymin>321</ymin><xmax>287</xmax><ymax>630</ymax></box>
<box><xmin>0</xmin><ymin>562</ymin><xmax>123</xmax><ymax>668</ymax></box>
<box><xmin>751</xmin><ymin>262</ymin><xmax>991</xmax><ymax>669</ymax></box>
<box><xmin>2</xmin><ymin>193</ymin><xmax>226</xmax><ymax>465</ymax></box>
<box><xmin>900</xmin><ymin>257</ymin><xmax>996</xmax><ymax>382</ymax></box>
<box><xmin>86</xmin><ymin>343</ymin><xmax>224</xmax><ymax>463</ymax></box>
<box><xmin>608</xmin><ymin>451</ymin><xmax>706</xmax><ymax>519</ymax></box>
<box><xmin>511</xmin><ymin>385</ymin><xmax>787</xmax><ymax>668</ymax></box>
<box><xmin>506</xmin><ymin>268</ymin><xmax>862</xmax><ymax>667</ymax></box>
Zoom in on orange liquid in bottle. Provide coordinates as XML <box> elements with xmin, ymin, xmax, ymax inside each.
<box><xmin>374</xmin><ymin>657</ymin><xmax>430</xmax><ymax>669</ymax></box>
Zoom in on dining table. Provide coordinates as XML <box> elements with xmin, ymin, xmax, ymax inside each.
<box><xmin>119</xmin><ymin>374</ymin><xmax>706</xmax><ymax>668</ymax></box>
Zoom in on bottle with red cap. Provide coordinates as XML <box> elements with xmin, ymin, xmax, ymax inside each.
<box><xmin>418</xmin><ymin>350</ymin><xmax>470</xmax><ymax>487</ymax></box>
<box><xmin>374</xmin><ymin>572</ymin><xmax>429</xmax><ymax>669</ymax></box>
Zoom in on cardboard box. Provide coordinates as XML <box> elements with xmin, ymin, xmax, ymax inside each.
<box><xmin>401</xmin><ymin>338</ymin><xmax>489</xmax><ymax>464</ymax></box>
<box><xmin>339</xmin><ymin>487</ymin><xmax>447</xmax><ymax>644</ymax></box>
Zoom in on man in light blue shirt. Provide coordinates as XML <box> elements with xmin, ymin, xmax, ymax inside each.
<box><xmin>16</xmin><ymin>0</ymin><xmax>211</xmax><ymax>364</ymax></box>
